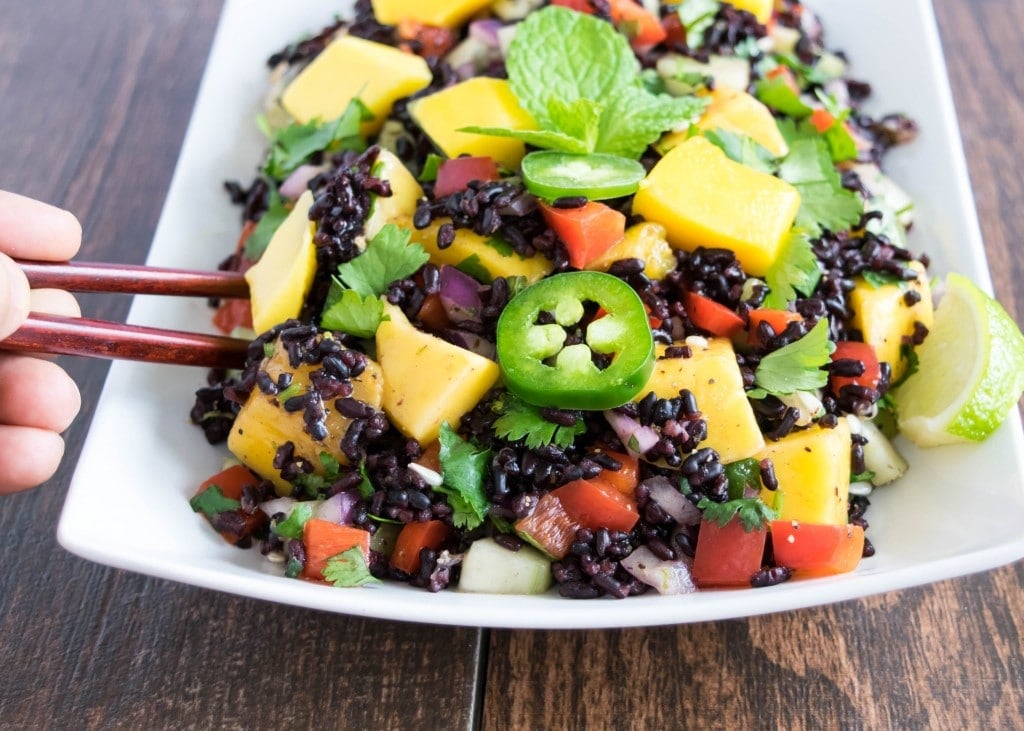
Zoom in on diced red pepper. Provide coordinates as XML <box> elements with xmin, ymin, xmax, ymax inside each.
<box><xmin>770</xmin><ymin>520</ymin><xmax>865</xmax><ymax>576</ymax></box>
<box><xmin>809</xmin><ymin>108</ymin><xmax>836</xmax><ymax>134</ymax></box>
<box><xmin>610</xmin><ymin>0</ymin><xmax>667</xmax><ymax>48</ymax></box>
<box><xmin>302</xmin><ymin>519</ymin><xmax>372</xmax><ymax>582</ymax></box>
<box><xmin>829</xmin><ymin>340</ymin><xmax>882</xmax><ymax>397</ymax></box>
<box><xmin>390</xmin><ymin>519</ymin><xmax>453</xmax><ymax>575</ymax></box>
<box><xmin>551</xmin><ymin>477</ymin><xmax>640</xmax><ymax>532</ymax></box>
<box><xmin>540</xmin><ymin>201</ymin><xmax>626</xmax><ymax>269</ymax></box>
<box><xmin>596</xmin><ymin>450</ymin><xmax>639</xmax><ymax>496</ymax></box>
<box><xmin>416</xmin><ymin>292</ymin><xmax>453</xmax><ymax>332</ymax></box>
<box><xmin>195</xmin><ymin>465</ymin><xmax>266</xmax><ymax>545</ymax></box>
<box><xmin>514</xmin><ymin>492</ymin><xmax>581</xmax><ymax>560</ymax></box>
<box><xmin>396</xmin><ymin>20</ymin><xmax>458</xmax><ymax>58</ymax></box>
<box><xmin>433</xmin><ymin>156</ymin><xmax>499</xmax><ymax>198</ymax></box>
<box><xmin>691</xmin><ymin>517</ymin><xmax>767</xmax><ymax>587</ymax></box>
<box><xmin>683</xmin><ymin>291</ymin><xmax>745</xmax><ymax>338</ymax></box>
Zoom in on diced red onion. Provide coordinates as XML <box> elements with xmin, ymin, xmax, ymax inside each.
<box><xmin>315</xmin><ymin>489</ymin><xmax>360</xmax><ymax>525</ymax></box>
<box><xmin>603</xmin><ymin>409</ymin><xmax>659</xmax><ymax>458</ymax></box>
<box><xmin>279</xmin><ymin>164</ymin><xmax>323</xmax><ymax>200</ymax></box>
<box><xmin>258</xmin><ymin>496</ymin><xmax>295</xmax><ymax>519</ymax></box>
<box><xmin>469</xmin><ymin>19</ymin><xmax>502</xmax><ymax>47</ymax></box>
<box><xmin>439</xmin><ymin>265</ymin><xmax>483</xmax><ymax>323</ymax></box>
<box><xmin>643</xmin><ymin>476</ymin><xmax>702</xmax><ymax>526</ymax></box>
<box><xmin>441</xmin><ymin>329</ymin><xmax>496</xmax><ymax>360</ymax></box>
<box><xmin>621</xmin><ymin>546</ymin><xmax>697</xmax><ymax>595</ymax></box>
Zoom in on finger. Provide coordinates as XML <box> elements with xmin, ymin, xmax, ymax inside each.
<box><xmin>0</xmin><ymin>252</ymin><xmax>32</xmax><ymax>340</ymax></box>
<box><xmin>0</xmin><ymin>425</ymin><xmax>65</xmax><ymax>494</ymax></box>
<box><xmin>0</xmin><ymin>190</ymin><xmax>82</xmax><ymax>261</ymax></box>
<box><xmin>29</xmin><ymin>288</ymin><xmax>81</xmax><ymax>318</ymax></box>
<box><xmin>0</xmin><ymin>354</ymin><xmax>81</xmax><ymax>432</ymax></box>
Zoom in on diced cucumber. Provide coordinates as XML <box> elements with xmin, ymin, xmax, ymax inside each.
<box><xmin>768</xmin><ymin>25</ymin><xmax>801</xmax><ymax>55</ymax></box>
<box><xmin>846</xmin><ymin>415</ymin><xmax>909</xmax><ymax>486</ymax></box>
<box><xmin>458</xmin><ymin>537</ymin><xmax>553</xmax><ymax>595</ymax></box>
<box><xmin>491</xmin><ymin>0</ymin><xmax>543</xmax><ymax>21</ymax></box>
<box><xmin>656</xmin><ymin>53</ymin><xmax>751</xmax><ymax>95</ymax></box>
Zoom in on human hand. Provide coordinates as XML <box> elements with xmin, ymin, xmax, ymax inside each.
<box><xmin>0</xmin><ymin>190</ymin><xmax>83</xmax><ymax>493</ymax></box>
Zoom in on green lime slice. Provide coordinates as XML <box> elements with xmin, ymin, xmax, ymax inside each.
<box><xmin>893</xmin><ymin>272</ymin><xmax>1024</xmax><ymax>446</ymax></box>
<box><xmin>521</xmin><ymin>151</ymin><xmax>646</xmax><ymax>201</ymax></box>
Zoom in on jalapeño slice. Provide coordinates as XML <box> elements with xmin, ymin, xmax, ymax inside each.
<box><xmin>520</xmin><ymin>151</ymin><xmax>646</xmax><ymax>201</ymax></box>
<box><xmin>496</xmin><ymin>271</ymin><xmax>655</xmax><ymax>410</ymax></box>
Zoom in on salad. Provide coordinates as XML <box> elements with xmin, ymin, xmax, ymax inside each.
<box><xmin>188</xmin><ymin>0</ymin><xmax>1024</xmax><ymax>599</ymax></box>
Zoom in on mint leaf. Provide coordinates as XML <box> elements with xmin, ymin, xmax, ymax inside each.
<box><xmin>702</xmin><ymin>128</ymin><xmax>777</xmax><ymax>174</ymax></box>
<box><xmin>753</xmin><ymin>318</ymin><xmax>835</xmax><ymax>396</ymax></box>
<box><xmin>763</xmin><ymin>229</ymin><xmax>822</xmax><ymax>308</ymax></box>
<box><xmin>189</xmin><ymin>484</ymin><xmax>241</xmax><ymax>520</ymax></box>
<box><xmin>335</xmin><ymin>223</ymin><xmax>429</xmax><ymax>298</ymax></box>
<box><xmin>596</xmin><ymin>86</ymin><xmax>708</xmax><ymax>159</ymax></box>
<box><xmin>273</xmin><ymin>501</ymin><xmax>317</xmax><ymax>540</ymax></box>
<box><xmin>492</xmin><ymin>392</ymin><xmax>585</xmax><ymax>449</ymax></box>
<box><xmin>697</xmin><ymin>496</ymin><xmax>776</xmax><ymax>532</ymax></box>
<box><xmin>320</xmin><ymin>283</ymin><xmax>387</xmax><ymax>338</ymax></box>
<box><xmin>458</xmin><ymin>125</ymin><xmax>591</xmax><ymax>155</ymax></box>
<box><xmin>322</xmin><ymin>546</ymin><xmax>381</xmax><ymax>587</ymax></box>
<box><xmin>261</xmin><ymin>98</ymin><xmax>370</xmax><ymax>180</ymax></box>
<box><xmin>778</xmin><ymin>138</ymin><xmax>862</xmax><ymax>235</ymax></box>
<box><xmin>677</xmin><ymin>0</ymin><xmax>721</xmax><ymax>50</ymax></box>
<box><xmin>245</xmin><ymin>187</ymin><xmax>289</xmax><ymax>260</ymax></box>
<box><xmin>436</xmin><ymin>423</ymin><xmax>490</xmax><ymax>530</ymax></box>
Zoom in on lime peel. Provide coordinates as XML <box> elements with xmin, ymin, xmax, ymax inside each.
<box><xmin>894</xmin><ymin>273</ymin><xmax>1024</xmax><ymax>446</ymax></box>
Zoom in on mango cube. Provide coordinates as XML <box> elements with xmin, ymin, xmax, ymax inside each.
<box><xmin>281</xmin><ymin>35</ymin><xmax>431</xmax><ymax>134</ymax></box>
<box><xmin>639</xmin><ymin>339</ymin><xmax>765</xmax><ymax>463</ymax></box>
<box><xmin>371</xmin><ymin>0</ymin><xmax>495</xmax><ymax>27</ymax></box>
<box><xmin>245</xmin><ymin>190</ymin><xmax>317</xmax><ymax>334</ymax></box>
<box><xmin>406</xmin><ymin>217</ymin><xmax>554</xmax><ymax>283</ymax></box>
<box><xmin>376</xmin><ymin>302</ymin><xmax>500</xmax><ymax>444</ymax></box>
<box><xmin>364</xmin><ymin>149</ymin><xmax>424</xmax><ymax>241</ymax></box>
<box><xmin>757</xmin><ymin>419</ymin><xmax>852</xmax><ymax>525</ymax></box>
<box><xmin>585</xmin><ymin>222</ymin><xmax>678</xmax><ymax>281</ymax></box>
<box><xmin>693</xmin><ymin>87</ymin><xmax>789</xmax><ymax>157</ymax></box>
<box><xmin>849</xmin><ymin>260</ymin><xmax>933</xmax><ymax>381</ymax></box>
<box><xmin>409</xmin><ymin>77</ymin><xmax>537</xmax><ymax>169</ymax></box>
<box><xmin>228</xmin><ymin>339</ymin><xmax>385</xmax><ymax>495</ymax></box>
<box><xmin>726</xmin><ymin>0</ymin><xmax>773</xmax><ymax>23</ymax></box>
<box><xmin>633</xmin><ymin>136</ymin><xmax>801</xmax><ymax>276</ymax></box>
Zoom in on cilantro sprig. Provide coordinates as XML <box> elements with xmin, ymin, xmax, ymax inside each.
<box><xmin>259</xmin><ymin>98</ymin><xmax>371</xmax><ymax>180</ymax></box>
<box><xmin>763</xmin><ymin>229</ymin><xmax>821</xmax><ymax>309</ymax></box>
<box><xmin>750</xmin><ymin>319</ymin><xmax>835</xmax><ymax>398</ymax></box>
<box><xmin>697</xmin><ymin>496</ymin><xmax>777</xmax><ymax>532</ymax></box>
<box><xmin>322</xmin><ymin>547</ymin><xmax>381</xmax><ymax>587</ymax></box>
<box><xmin>436</xmin><ymin>423</ymin><xmax>491</xmax><ymax>530</ymax></box>
<box><xmin>491</xmin><ymin>392</ymin><xmax>585</xmax><ymax>449</ymax></box>
<box><xmin>189</xmin><ymin>484</ymin><xmax>241</xmax><ymax>521</ymax></box>
<box><xmin>462</xmin><ymin>7</ymin><xmax>707</xmax><ymax>160</ymax></box>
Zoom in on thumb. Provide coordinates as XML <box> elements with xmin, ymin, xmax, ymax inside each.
<box><xmin>0</xmin><ymin>253</ymin><xmax>31</xmax><ymax>340</ymax></box>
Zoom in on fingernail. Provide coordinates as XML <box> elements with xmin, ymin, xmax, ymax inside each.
<box><xmin>0</xmin><ymin>253</ymin><xmax>31</xmax><ymax>340</ymax></box>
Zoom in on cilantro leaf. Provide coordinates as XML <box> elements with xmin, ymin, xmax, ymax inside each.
<box><xmin>322</xmin><ymin>547</ymin><xmax>381</xmax><ymax>587</ymax></box>
<box><xmin>702</xmin><ymin>128</ymin><xmax>777</xmax><ymax>174</ymax></box>
<box><xmin>245</xmin><ymin>187</ymin><xmax>290</xmax><ymax>260</ymax></box>
<box><xmin>320</xmin><ymin>282</ymin><xmax>387</xmax><ymax>338</ymax></box>
<box><xmin>273</xmin><ymin>501</ymin><xmax>317</xmax><ymax>540</ymax></box>
<box><xmin>763</xmin><ymin>229</ymin><xmax>822</xmax><ymax>308</ymax></box>
<box><xmin>491</xmin><ymin>392</ymin><xmax>585</xmax><ymax>449</ymax></box>
<box><xmin>697</xmin><ymin>496</ymin><xmax>776</xmax><ymax>532</ymax></box>
<box><xmin>861</xmin><ymin>270</ymin><xmax>903</xmax><ymax>289</ymax></box>
<box><xmin>189</xmin><ymin>484</ymin><xmax>241</xmax><ymax>520</ymax></box>
<box><xmin>335</xmin><ymin>223</ymin><xmax>429</xmax><ymax>298</ymax></box>
<box><xmin>436</xmin><ymin>423</ymin><xmax>491</xmax><ymax>530</ymax></box>
<box><xmin>778</xmin><ymin>138</ymin><xmax>863</xmax><ymax>235</ymax></box>
<box><xmin>260</xmin><ymin>98</ymin><xmax>370</xmax><ymax>180</ymax></box>
<box><xmin>753</xmin><ymin>318</ymin><xmax>835</xmax><ymax>396</ymax></box>
<box><xmin>677</xmin><ymin>0</ymin><xmax>721</xmax><ymax>50</ymax></box>
<box><xmin>357</xmin><ymin>461</ymin><xmax>375</xmax><ymax>500</ymax></box>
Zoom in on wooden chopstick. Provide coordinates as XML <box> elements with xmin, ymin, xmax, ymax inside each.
<box><xmin>18</xmin><ymin>260</ymin><xmax>249</xmax><ymax>298</ymax></box>
<box><xmin>4</xmin><ymin>313</ymin><xmax>250</xmax><ymax>369</ymax></box>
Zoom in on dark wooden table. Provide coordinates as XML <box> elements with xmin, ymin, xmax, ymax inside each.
<box><xmin>1</xmin><ymin>2</ymin><xmax>1021</xmax><ymax>728</ymax></box>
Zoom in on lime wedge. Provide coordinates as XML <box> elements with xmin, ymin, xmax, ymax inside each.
<box><xmin>894</xmin><ymin>273</ymin><xmax>1024</xmax><ymax>446</ymax></box>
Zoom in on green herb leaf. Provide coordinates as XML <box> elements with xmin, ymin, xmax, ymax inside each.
<box><xmin>320</xmin><ymin>283</ymin><xmax>387</xmax><ymax>338</ymax></box>
<box><xmin>753</xmin><ymin>318</ymin><xmax>835</xmax><ymax>396</ymax></box>
<box><xmin>322</xmin><ymin>546</ymin><xmax>381</xmax><ymax>587</ymax></box>
<box><xmin>458</xmin><ymin>125</ymin><xmax>592</xmax><ymax>155</ymax></box>
<box><xmin>702</xmin><ymin>128</ymin><xmax>777</xmax><ymax>174</ymax></box>
<box><xmin>436</xmin><ymin>423</ymin><xmax>491</xmax><ymax>530</ymax></box>
<box><xmin>754</xmin><ymin>77</ymin><xmax>813</xmax><ymax>118</ymax></box>
<box><xmin>492</xmin><ymin>391</ymin><xmax>585</xmax><ymax>449</ymax></box>
<box><xmin>851</xmin><ymin>470</ymin><xmax>876</xmax><ymax>483</ymax></box>
<box><xmin>273</xmin><ymin>501</ymin><xmax>317</xmax><ymax>540</ymax></box>
<box><xmin>861</xmin><ymin>270</ymin><xmax>903</xmax><ymax>289</ymax></box>
<box><xmin>724</xmin><ymin>458</ymin><xmax>762</xmax><ymax>501</ymax></box>
<box><xmin>697</xmin><ymin>496</ymin><xmax>776</xmax><ymax>532</ymax></box>
<box><xmin>778</xmin><ymin>138</ymin><xmax>863</xmax><ymax>235</ymax></box>
<box><xmin>245</xmin><ymin>187</ymin><xmax>290</xmax><ymax>260</ymax></box>
<box><xmin>189</xmin><ymin>484</ymin><xmax>241</xmax><ymax>520</ymax></box>
<box><xmin>677</xmin><ymin>0</ymin><xmax>721</xmax><ymax>50</ymax></box>
<box><xmin>418</xmin><ymin>153</ymin><xmax>444</xmax><ymax>182</ymax></box>
<box><xmin>335</xmin><ymin>223</ymin><xmax>430</xmax><ymax>298</ymax></box>
<box><xmin>357</xmin><ymin>461</ymin><xmax>375</xmax><ymax>500</ymax></box>
<box><xmin>261</xmin><ymin>98</ymin><xmax>371</xmax><ymax>180</ymax></box>
<box><xmin>763</xmin><ymin>229</ymin><xmax>822</xmax><ymax>308</ymax></box>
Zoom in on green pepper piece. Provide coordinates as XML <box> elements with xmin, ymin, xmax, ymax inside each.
<box><xmin>496</xmin><ymin>271</ymin><xmax>655</xmax><ymax>410</ymax></box>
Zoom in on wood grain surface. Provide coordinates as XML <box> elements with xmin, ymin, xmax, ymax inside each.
<box><xmin>0</xmin><ymin>1</ymin><xmax>1021</xmax><ymax>730</ymax></box>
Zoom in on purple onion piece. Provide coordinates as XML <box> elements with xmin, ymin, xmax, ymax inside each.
<box><xmin>259</xmin><ymin>496</ymin><xmax>296</xmax><ymax>519</ymax></box>
<box><xmin>603</xmin><ymin>409</ymin><xmax>659</xmax><ymax>458</ymax></box>
<box><xmin>469</xmin><ymin>19</ymin><xmax>502</xmax><ymax>47</ymax></box>
<box><xmin>315</xmin><ymin>489</ymin><xmax>360</xmax><ymax>525</ymax></box>
<box><xmin>439</xmin><ymin>265</ymin><xmax>483</xmax><ymax>324</ymax></box>
<box><xmin>620</xmin><ymin>546</ymin><xmax>697</xmax><ymax>595</ymax></box>
<box><xmin>643</xmin><ymin>476</ymin><xmax>702</xmax><ymax>526</ymax></box>
<box><xmin>441</xmin><ymin>329</ymin><xmax>497</xmax><ymax>360</ymax></box>
<box><xmin>279</xmin><ymin>164</ymin><xmax>324</xmax><ymax>200</ymax></box>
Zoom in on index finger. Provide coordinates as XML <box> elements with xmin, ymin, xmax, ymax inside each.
<box><xmin>0</xmin><ymin>190</ymin><xmax>82</xmax><ymax>262</ymax></box>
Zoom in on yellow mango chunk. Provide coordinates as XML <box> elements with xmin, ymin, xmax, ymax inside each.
<box><xmin>849</xmin><ymin>261</ymin><xmax>933</xmax><ymax>381</ymax></box>
<box><xmin>228</xmin><ymin>338</ymin><xmax>385</xmax><ymax>496</ymax></box>
<box><xmin>364</xmin><ymin>149</ymin><xmax>424</xmax><ymax>241</ymax></box>
<box><xmin>409</xmin><ymin>77</ymin><xmax>538</xmax><ymax>169</ymax></box>
<box><xmin>691</xmin><ymin>87</ymin><xmax>788</xmax><ymax>157</ymax></box>
<box><xmin>281</xmin><ymin>35</ymin><xmax>431</xmax><ymax>134</ymax></box>
<box><xmin>406</xmin><ymin>217</ymin><xmax>554</xmax><ymax>283</ymax></box>
<box><xmin>376</xmin><ymin>302</ymin><xmax>501</xmax><ymax>444</ymax></box>
<box><xmin>371</xmin><ymin>0</ymin><xmax>495</xmax><ymax>27</ymax></box>
<box><xmin>632</xmin><ymin>136</ymin><xmax>801</xmax><ymax>277</ymax></box>
<box><xmin>726</xmin><ymin>0</ymin><xmax>773</xmax><ymax>23</ymax></box>
<box><xmin>757</xmin><ymin>420</ymin><xmax>852</xmax><ymax>525</ymax></box>
<box><xmin>638</xmin><ymin>339</ymin><xmax>765</xmax><ymax>463</ymax></box>
<box><xmin>585</xmin><ymin>222</ymin><xmax>678</xmax><ymax>281</ymax></box>
<box><xmin>245</xmin><ymin>190</ymin><xmax>317</xmax><ymax>334</ymax></box>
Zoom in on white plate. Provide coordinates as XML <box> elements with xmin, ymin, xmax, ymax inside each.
<box><xmin>58</xmin><ymin>0</ymin><xmax>1024</xmax><ymax>629</ymax></box>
